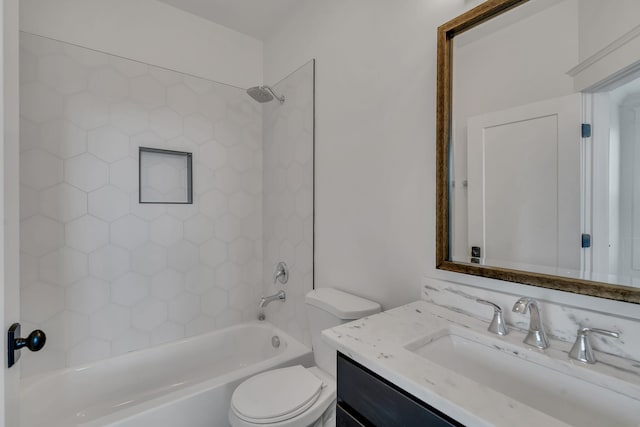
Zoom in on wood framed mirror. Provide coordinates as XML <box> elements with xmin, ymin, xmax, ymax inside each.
<box><xmin>436</xmin><ymin>0</ymin><xmax>640</xmax><ymax>303</ymax></box>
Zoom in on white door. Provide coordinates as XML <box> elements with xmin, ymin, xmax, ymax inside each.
<box><xmin>1</xmin><ymin>1</ymin><xmax>21</xmax><ymax>426</ymax></box>
<box><xmin>467</xmin><ymin>94</ymin><xmax>582</xmax><ymax>274</ymax></box>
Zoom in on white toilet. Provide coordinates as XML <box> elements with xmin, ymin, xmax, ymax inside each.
<box><xmin>229</xmin><ymin>288</ymin><xmax>381</xmax><ymax>427</ymax></box>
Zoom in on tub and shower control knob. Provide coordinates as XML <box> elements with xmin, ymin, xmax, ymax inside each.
<box><xmin>7</xmin><ymin>323</ymin><xmax>46</xmax><ymax>368</ymax></box>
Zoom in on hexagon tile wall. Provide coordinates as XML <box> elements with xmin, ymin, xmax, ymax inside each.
<box><xmin>262</xmin><ymin>60</ymin><xmax>315</xmax><ymax>348</ymax></box>
<box><xmin>19</xmin><ymin>33</ymin><xmax>264</xmax><ymax>377</ymax></box>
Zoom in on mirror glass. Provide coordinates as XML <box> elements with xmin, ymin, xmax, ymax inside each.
<box><xmin>448</xmin><ymin>0</ymin><xmax>640</xmax><ymax>289</ymax></box>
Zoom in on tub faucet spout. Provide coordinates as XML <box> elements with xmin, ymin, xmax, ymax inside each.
<box><xmin>259</xmin><ymin>290</ymin><xmax>286</xmax><ymax>309</ymax></box>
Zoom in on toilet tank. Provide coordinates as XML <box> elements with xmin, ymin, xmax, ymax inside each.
<box><xmin>305</xmin><ymin>288</ymin><xmax>381</xmax><ymax>378</ymax></box>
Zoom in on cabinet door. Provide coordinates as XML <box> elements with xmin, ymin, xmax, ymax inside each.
<box><xmin>337</xmin><ymin>353</ymin><xmax>464</xmax><ymax>427</ymax></box>
<box><xmin>337</xmin><ymin>404</ymin><xmax>366</xmax><ymax>427</ymax></box>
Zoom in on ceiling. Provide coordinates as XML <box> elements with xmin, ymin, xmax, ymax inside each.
<box><xmin>157</xmin><ymin>0</ymin><xmax>300</xmax><ymax>40</ymax></box>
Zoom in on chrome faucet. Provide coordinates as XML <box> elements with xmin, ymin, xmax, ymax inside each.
<box><xmin>259</xmin><ymin>290</ymin><xmax>286</xmax><ymax>309</ymax></box>
<box><xmin>569</xmin><ymin>327</ymin><xmax>620</xmax><ymax>364</ymax></box>
<box><xmin>476</xmin><ymin>299</ymin><xmax>509</xmax><ymax>336</ymax></box>
<box><xmin>273</xmin><ymin>262</ymin><xmax>289</xmax><ymax>284</ymax></box>
<box><xmin>512</xmin><ymin>297</ymin><xmax>549</xmax><ymax>349</ymax></box>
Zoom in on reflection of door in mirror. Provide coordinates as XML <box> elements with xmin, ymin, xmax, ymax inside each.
<box><xmin>591</xmin><ymin>77</ymin><xmax>640</xmax><ymax>286</ymax></box>
<box><xmin>464</xmin><ymin>95</ymin><xmax>581</xmax><ymax>274</ymax></box>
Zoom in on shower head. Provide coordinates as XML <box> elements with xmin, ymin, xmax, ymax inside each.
<box><xmin>246</xmin><ymin>86</ymin><xmax>285</xmax><ymax>104</ymax></box>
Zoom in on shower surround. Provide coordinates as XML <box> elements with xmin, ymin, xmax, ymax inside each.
<box><xmin>19</xmin><ymin>33</ymin><xmax>264</xmax><ymax>376</ymax></box>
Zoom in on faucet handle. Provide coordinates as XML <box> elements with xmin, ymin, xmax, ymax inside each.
<box><xmin>476</xmin><ymin>299</ymin><xmax>509</xmax><ymax>336</ymax></box>
<box><xmin>569</xmin><ymin>327</ymin><xmax>620</xmax><ymax>364</ymax></box>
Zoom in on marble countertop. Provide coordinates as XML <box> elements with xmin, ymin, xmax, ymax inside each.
<box><xmin>322</xmin><ymin>300</ymin><xmax>640</xmax><ymax>427</ymax></box>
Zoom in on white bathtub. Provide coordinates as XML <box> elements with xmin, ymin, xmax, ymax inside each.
<box><xmin>21</xmin><ymin>322</ymin><xmax>313</xmax><ymax>427</ymax></box>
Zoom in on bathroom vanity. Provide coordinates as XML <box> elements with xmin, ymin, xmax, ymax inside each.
<box><xmin>324</xmin><ymin>301</ymin><xmax>640</xmax><ymax>427</ymax></box>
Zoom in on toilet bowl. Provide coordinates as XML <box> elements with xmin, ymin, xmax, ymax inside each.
<box><xmin>229</xmin><ymin>288</ymin><xmax>381</xmax><ymax>427</ymax></box>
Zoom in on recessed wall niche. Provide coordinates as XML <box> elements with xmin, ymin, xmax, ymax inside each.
<box><xmin>139</xmin><ymin>147</ymin><xmax>193</xmax><ymax>204</ymax></box>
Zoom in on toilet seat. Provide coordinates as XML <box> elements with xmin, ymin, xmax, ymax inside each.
<box><xmin>230</xmin><ymin>366</ymin><xmax>337</xmax><ymax>427</ymax></box>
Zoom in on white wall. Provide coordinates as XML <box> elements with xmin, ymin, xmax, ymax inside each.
<box><xmin>19</xmin><ymin>0</ymin><xmax>263</xmax><ymax>89</ymax></box>
<box><xmin>264</xmin><ymin>0</ymin><xmax>483</xmax><ymax>309</ymax></box>
<box><xmin>263</xmin><ymin>0</ymin><xmax>640</xmax><ymax>323</ymax></box>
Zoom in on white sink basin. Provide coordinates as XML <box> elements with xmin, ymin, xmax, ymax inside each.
<box><xmin>406</xmin><ymin>328</ymin><xmax>640</xmax><ymax>427</ymax></box>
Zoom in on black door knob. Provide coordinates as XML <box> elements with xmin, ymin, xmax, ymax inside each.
<box><xmin>15</xmin><ymin>329</ymin><xmax>46</xmax><ymax>352</ymax></box>
<box><xmin>7</xmin><ymin>323</ymin><xmax>46</xmax><ymax>368</ymax></box>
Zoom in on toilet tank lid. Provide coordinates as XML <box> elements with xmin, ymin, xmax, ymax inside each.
<box><xmin>305</xmin><ymin>288</ymin><xmax>381</xmax><ymax>320</ymax></box>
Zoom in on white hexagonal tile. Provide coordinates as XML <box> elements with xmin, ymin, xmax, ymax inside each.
<box><xmin>63</xmin><ymin>43</ymin><xmax>108</xmax><ymax>67</ymax></box>
<box><xmin>65</xmin><ymin>154</ymin><xmax>109</xmax><ymax>192</ymax></box>
<box><xmin>21</xmin><ymin>283</ymin><xmax>65</xmax><ymax>323</ymax></box>
<box><xmin>90</xmin><ymin>304</ymin><xmax>131</xmax><ymax>340</ymax></box>
<box><xmin>295</xmin><ymin>241</ymin><xmax>313</xmax><ymax>274</ymax></box>
<box><xmin>66</xmin><ymin>92</ymin><xmax>109</xmax><ymax>130</ymax></box>
<box><xmin>214</xmin><ymin>121</ymin><xmax>240</xmax><ymax>147</ymax></box>
<box><xmin>38</xmin><ymin>54</ymin><xmax>87</xmax><ymax>94</ymax></box>
<box><xmin>215</xmin><ymin>167</ymin><xmax>241</xmax><ymax>194</ymax></box>
<box><xmin>88</xmin><ymin>127</ymin><xmax>129</xmax><ymax>163</ymax></box>
<box><xmin>215</xmin><ymin>262</ymin><xmax>239</xmax><ymax>290</ymax></box>
<box><xmin>216</xmin><ymin>308</ymin><xmax>242</xmax><ymax>329</ymax></box>
<box><xmin>88</xmin><ymin>67</ymin><xmax>128</xmax><ymax>102</ymax></box>
<box><xmin>166</xmin><ymin>203</ymin><xmax>199</xmax><ymax>220</ymax></box>
<box><xmin>200</xmin><ymin>190</ymin><xmax>227</xmax><ymax>219</ymax></box>
<box><xmin>201</xmin><ymin>288</ymin><xmax>228</xmax><ymax>317</ymax></box>
<box><xmin>39</xmin><ymin>248</ymin><xmax>88</xmax><ymax>286</ymax></box>
<box><xmin>21</xmin><ymin>82</ymin><xmax>64</xmax><ymax>123</ymax></box>
<box><xmin>184</xmin><ymin>214</ymin><xmax>214</xmax><ymax>244</ymax></box>
<box><xmin>199</xmin><ymin>141</ymin><xmax>227</xmax><ymax>171</ymax></box>
<box><xmin>110</xmin><ymin>102</ymin><xmax>149</xmax><ymax>135</ymax></box>
<box><xmin>129</xmin><ymin>192</ymin><xmax>166</xmax><ymax>221</ymax></box>
<box><xmin>37</xmin><ymin>120</ymin><xmax>87</xmax><ymax>159</ymax></box>
<box><xmin>229</xmin><ymin>238</ymin><xmax>254</xmax><ymax>265</ymax></box>
<box><xmin>21</xmin><ymin>215</ymin><xmax>64</xmax><ymax>256</ymax></box>
<box><xmin>286</xmin><ymin>216</ymin><xmax>304</xmax><ymax>246</ymax></box>
<box><xmin>146</xmin><ymin>66</ymin><xmax>180</xmax><ymax>85</ymax></box>
<box><xmin>214</xmin><ymin>214</ymin><xmax>241</xmax><ymax>242</ymax></box>
<box><xmin>149</xmin><ymin>107</ymin><xmax>182</xmax><ymax>139</ymax></box>
<box><xmin>112</xmin><ymin>329</ymin><xmax>150</xmax><ymax>356</ymax></box>
<box><xmin>151</xmin><ymin>269</ymin><xmax>184</xmax><ymax>301</ymax></box>
<box><xmin>130</xmin><ymin>74</ymin><xmax>165</xmax><ymax>108</ymax></box>
<box><xmin>183</xmin><ymin>114</ymin><xmax>213</xmax><ymax>144</ymax></box>
<box><xmin>185</xmin><ymin>265</ymin><xmax>215</xmax><ymax>295</ymax></box>
<box><xmin>229</xmin><ymin>146</ymin><xmax>254</xmax><ymax>172</ymax></box>
<box><xmin>20</xmin><ymin>252</ymin><xmax>39</xmax><ymax>288</ymax></box>
<box><xmin>229</xmin><ymin>192</ymin><xmax>255</xmax><ymax>219</ymax></box>
<box><xmin>20</xmin><ymin>149</ymin><xmax>63</xmax><ymax>190</ymax></box>
<box><xmin>150</xmin><ymin>215</ymin><xmax>183</xmax><ymax>247</ymax></box>
<box><xmin>295</xmin><ymin>188</ymin><xmax>313</xmax><ymax>218</ymax></box>
<box><xmin>192</xmin><ymin>164</ymin><xmax>216</xmax><ymax>194</ymax></box>
<box><xmin>168</xmin><ymin>292</ymin><xmax>200</xmax><ymax>324</ymax></box>
<box><xmin>167</xmin><ymin>240</ymin><xmax>199</xmax><ymax>272</ymax></box>
<box><xmin>228</xmin><ymin>285</ymin><xmax>253</xmax><ymax>310</ymax></box>
<box><xmin>111</xmin><ymin>215</ymin><xmax>149</xmax><ymax>250</ymax></box>
<box><xmin>200</xmin><ymin>239</ymin><xmax>227</xmax><ymax>268</ymax></box>
<box><xmin>151</xmin><ymin>322</ymin><xmax>184</xmax><ymax>346</ymax></box>
<box><xmin>40</xmin><ymin>183</ymin><xmax>87</xmax><ymax>222</ymax></box>
<box><xmin>20</xmin><ymin>46</ymin><xmax>38</xmax><ymax>84</ymax></box>
<box><xmin>185</xmin><ymin>315</ymin><xmax>216</xmax><ymax>337</ymax></box>
<box><xmin>132</xmin><ymin>299</ymin><xmax>167</xmax><ymax>331</ymax></box>
<box><xmin>20</xmin><ymin>117</ymin><xmax>39</xmax><ymax>152</ymax></box>
<box><xmin>287</xmin><ymin>163</ymin><xmax>304</xmax><ymax>192</ymax></box>
<box><xmin>111</xmin><ymin>273</ymin><xmax>149</xmax><ymax>306</ymax></box>
<box><xmin>184</xmin><ymin>75</ymin><xmax>212</xmax><ymax>94</ymax></box>
<box><xmin>110</xmin><ymin>56</ymin><xmax>148</xmax><ymax>77</ymax></box>
<box><xmin>198</xmin><ymin>90</ymin><xmax>227</xmax><ymax>123</ymax></box>
<box><xmin>68</xmin><ymin>338</ymin><xmax>110</xmax><ymax>366</ymax></box>
<box><xmin>240</xmin><ymin>169</ymin><xmax>261</xmax><ymax>195</ymax></box>
<box><xmin>110</xmin><ymin>158</ymin><xmax>138</xmax><ymax>193</ymax></box>
<box><xmin>66</xmin><ymin>277</ymin><xmax>110</xmax><ymax>315</ymax></box>
<box><xmin>66</xmin><ymin>215</ymin><xmax>109</xmax><ymax>253</ymax></box>
<box><xmin>89</xmin><ymin>245</ymin><xmax>130</xmax><ymax>280</ymax></box>
<box><xmin>42</xmin><ymin>311</ymin><xmax>89</xmax><ymax>351</ymax></box>
<box><xmin>20</xmin><ymin>185</ymin><xmax>39</xmax><ymax>220</ymax></box>
<box><xmin>167</xmin><ymin>84</ymin><xmax>198</xmax><ymax>116</ymax></box>
<box><xmin>131</xmin><ymin>243</ymin><xmax>167</xmax><ymax>275</ymax></box>
<box><xmin>88</xmin><ymin>186</ymin><xmax>129</xmax><ymax>221</ymax></box>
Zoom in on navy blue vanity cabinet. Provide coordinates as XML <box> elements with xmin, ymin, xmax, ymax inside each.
<box><xmin>337</xmin><ymin>352</ymin><xmax>465</xmax><ymax>427</ymax></box>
